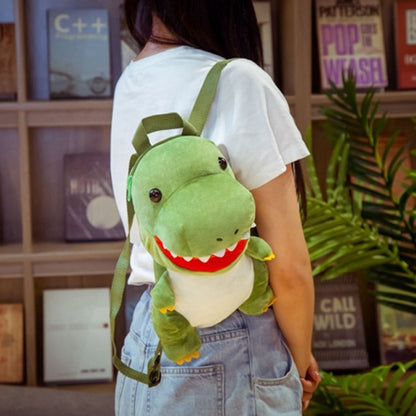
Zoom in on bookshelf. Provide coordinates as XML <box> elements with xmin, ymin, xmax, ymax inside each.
<box><xmin>0</xmin><ymin>0</ymin><xmax>415</xmax><ymax>387</ymax></box>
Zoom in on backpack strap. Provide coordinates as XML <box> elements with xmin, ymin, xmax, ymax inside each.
<box><xmin>131</xmin><ymin>112</ymin><xmax>199</xmax><ymax>156</ymax></box>
<box><xmin>110</xmin><ymin>58</ymin><xmax>234</xmax><ymax>387</ymax></box>
<box><xmin>110</xmin><ymin>153</ymin><xmax>163</xmax><ymax>387</ymax></box>
<box><xmin>188</xmin><ymin>59</ymin><xmax>234</xmax><ymax>135</ymax></box>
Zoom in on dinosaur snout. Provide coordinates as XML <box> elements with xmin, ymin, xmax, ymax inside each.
<box><xmin>153</xmin><ymin>174</ymin><xmax>255</xmax><ymax>262</ymax></box>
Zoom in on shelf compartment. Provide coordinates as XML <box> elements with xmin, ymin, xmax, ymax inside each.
<box><xmin>29</xmin><ymin>126</ymin><xmax>111</xmax><ymax>241</ymax></box>
<box><xmin>0</xmin><ymin>110</ymin><xmax>18</xmax><ymax>127</ymax></box>
<box><xmin>0</xmin><ymin>128</ymin><xmax>22</xmax><ymax>243</ymax></box>
<box><xmin>0</xmin><ymin>277</ymin><xmax>23</xmax><ymax>301</ymax></box>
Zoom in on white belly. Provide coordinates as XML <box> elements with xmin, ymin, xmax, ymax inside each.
<box><xmin>168</xmin><ymin>254</ymin><xmax>254</xmax><ymax>328</ymax></box>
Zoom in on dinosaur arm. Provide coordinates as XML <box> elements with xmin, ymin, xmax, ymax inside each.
<box><xmin>246</xmin><ymin>236</ymin><xmax>275</xmax><ymax>261</ymax></box>
<box><xmin>151</xmin><ymin>263</ymin><xmax>175</xmax><ymax>313</ymax></box>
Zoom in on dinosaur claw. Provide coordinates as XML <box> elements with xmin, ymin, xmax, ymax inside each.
<box><xmin>263</xmin><ymin>253</ymin><xmax>275</xmax><ymax>261</ymax></box>
<box><xmin>263</xmin><ymin>296</ymin><xmax>277</xmax><ymax>312</ymax></box>
<box><xmin>159</xmin><ymin>305</ymin><xmax>175</xmax><ymax>314</ymax></box>
<box><xmin>176</xmin><ymin>350</ymin><xmax>200</xmax><ymax>365</ymax></box>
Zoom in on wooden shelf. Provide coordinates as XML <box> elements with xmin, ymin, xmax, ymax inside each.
<box><xmin>0</xmin><ymin>241</ymin><xmax>123</xmax><ymax>278</ymax></box>
<box><xmin>0</xmin><ymin>100</ymin><xmax>112</xmax><ymax>127</ymax></box>
<box><xmin>1</xmin><ymin>0</ymin><xmax>415</xmax><ymax>389</ymax></box>
<box><xmin>31</xmin><ymin>241</ymin><xmax>123</xmax><ymax>277</ymax></box>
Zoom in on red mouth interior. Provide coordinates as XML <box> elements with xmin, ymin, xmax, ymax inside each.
<box><xmin>154</xmin><ymin>236</ymin><xmax>248</xmax><ymax>273</ymax></box>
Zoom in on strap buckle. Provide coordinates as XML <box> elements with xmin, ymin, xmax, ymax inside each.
<box><xmin>147</xmin><ymin>346</ymin><xmax>162</xmax><ymax>387</ymax></box>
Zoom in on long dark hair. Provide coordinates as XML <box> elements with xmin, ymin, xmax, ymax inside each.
<box><xmin>124</xmin><ymin>0</ymin><xmax>306</xmax><ymax>215</ymax></box>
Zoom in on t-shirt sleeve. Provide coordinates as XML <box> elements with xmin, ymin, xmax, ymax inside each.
<box><xmin>204</xmin><ymin>59</ymin><xmax>309</xmax><ymax>190</ymax></box>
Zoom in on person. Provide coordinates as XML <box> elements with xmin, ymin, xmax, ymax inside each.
<box><xmin>110</xmin><ymin>1</ymin><xmax>321</xmax><ymax>414</ymax></box>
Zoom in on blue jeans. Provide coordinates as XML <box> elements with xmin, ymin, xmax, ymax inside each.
<box><xmin>115</xmin><ymin>288</ymin><xmax>302</xmax><ymax>415</ymax></box>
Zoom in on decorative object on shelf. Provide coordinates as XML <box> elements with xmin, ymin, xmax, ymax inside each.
<box><xmin>378</xmin><ymin>297</ymin><xmax>416</xmax><ymax>364</ymax></box>
<box><xmin>64</xmin><ymin>152</ymin><xmax>125</xmax><ymax>242</ymax></box>
<box><xmin>0</xmin><ymin>303</ymin><xmax>23</xmax><ymax>383</ymax></box>
<box><xmin>315</xmin><ymin>0</ymin><xmax>388</xmax><ymax>90</ymax></box>
<box><xmin>253</xmin><ymin>1</ymin><xmax>275</xmax><ymax>79</ymax></box>
<box><xmin>119</xmin><ymin>4</ymin><xmax>140</xmax><ymax>70</ymax></box>
<box><xmin>395</xmin><ymin>0</ymin><xmax>416</xmax><ymax>89</ymax></box>
<box><xmin>43</xmin><ymin>288</ymin><xmax>113</xmax><ymax>384</ymax></box>
<box><xmin>0</xmin><ymin>23</ymin><xmax>17</xmax><ymax>101</ymax></box>
<box><xmin>47</xmin><ymin>8</ymin><xmax>112</xmax><ymax>99</ymax></box>
<box><xmin>312</xmin><ymin>274</ymin><xmax>369</xmax><ymax>370</ymax></box>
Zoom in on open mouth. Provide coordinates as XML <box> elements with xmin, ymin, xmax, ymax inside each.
<box><xmin>154</xmin><ymin>234</ymin><xmax>249</xmax><ymax>273</ymax></box>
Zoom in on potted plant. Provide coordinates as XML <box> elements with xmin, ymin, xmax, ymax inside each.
<box><xmin>302</xmin><ymin>74</ymin><xmax>416</xmax><ymax>414</ymax></box>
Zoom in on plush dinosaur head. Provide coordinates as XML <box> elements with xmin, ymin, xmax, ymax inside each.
<box><xmin>130</xmin><ymin>135</ymin><xmax>255</xmax><ymax>274</ymax></box>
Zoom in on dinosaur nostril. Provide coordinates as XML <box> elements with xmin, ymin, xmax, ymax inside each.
<box><xmin>216</xmin><ymin>237</ymin><xmax>223</xmax><ymax>242</ymax></box>
<box><xmin>234</xmin><ymin>229</ymin><xmax>239</xmax><ymax>235</ymax></box>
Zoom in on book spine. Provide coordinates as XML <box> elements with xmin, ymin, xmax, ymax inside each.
<box><xmin>0</xmin><ymin>23</ymin><xmax>17</xmax><ymax>100</ymax></box>
<box><xmin>396</xmin><ymin>1</ymin><xmax>416</xmax><ymax>89</ymax></box>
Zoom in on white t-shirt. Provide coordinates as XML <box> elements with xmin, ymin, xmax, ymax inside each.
<box><xmin>110</xmin><ymin>46</ymin><xmax>309</xmax><ymax>285</ymax></box>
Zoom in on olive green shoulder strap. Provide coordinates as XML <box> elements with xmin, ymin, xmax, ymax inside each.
<box><xmin>188</xmin><ymin>59</ymin><xmax>234</xmax><ymax>136</ymax></box>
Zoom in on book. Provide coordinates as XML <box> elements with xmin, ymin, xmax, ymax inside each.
<box><xmin>315</xmin><ymin>0</ymin><xmax>388</xmax><ymax>90</ymax></box>
<box><xmin>43</xmin><ymin>288</ymin><xmax>113</xmax><ymax>383</ymax></box>
<box><xmin>47</xmin><ymin>8</ymin><xmax>112</xmax><ymax>99</ymax></box>
<box><xmin>312</xmin><ymin>274</ymin><xmax>369</xmax><ymax>370</ymax></box>
<box><xmin>0</xmin><ymin>23</ymin><xmax>17</xmax><ymax>100</ymax></box>
<box><xmin>64</xmin><ymin>152</ymin><xmax>125</xmax><ymax>242</ymax></box>
<box><xmin>0</xmin><ymin>304</ymin><xmax>24</xmax><ymax>383</ymax></box>
<box><xmin>395</xmin><ymin>0</ymin><xmax>416</xmax><ymax>89</ymax></box>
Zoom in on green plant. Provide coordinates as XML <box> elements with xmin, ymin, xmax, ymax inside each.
<box><xmin>304</xmin><ymin>75</ymin><xmax>416</xmax><ymax>415</ymax></box>
<box><xmin>306</xmin><ymin>359</ymin><xmax>416</xmax><ymax>416</ymax></box>
<box><xmin>304</xmin><ymin>74</ymin><xmax>416</xmax><ymax>314</ymax></box>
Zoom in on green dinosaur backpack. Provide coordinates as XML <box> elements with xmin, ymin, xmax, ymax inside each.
<box><xmin>110</xmin><ymin>59</ymin><xmax>275</xmax><ymax>387</ymax></box>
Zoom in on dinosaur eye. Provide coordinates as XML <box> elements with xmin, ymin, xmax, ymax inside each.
<box><xmin>218</xmin><ymin>157</ymin><xmax>227</xmax><ymax>170</ymax></box>
<box><xmin>149</xmin><ymin>188</ymin><xmax>162</xmax><ymax>203</ymax></box>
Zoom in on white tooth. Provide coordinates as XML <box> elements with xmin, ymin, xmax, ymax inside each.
<box><xmin>213</xmin><ymin>249</ymin><xmax>226</xmax><ymax>258</ymax></box>
<box><xmin>170</xmin><ymin>252</ymin><xmax>178</xmax><ymax>258</ymax></box>
<box><xmin>199</xmin><ymin>256</ymin><xmax>210</xmax><ymax>263</ymax></box>
<box><xmin>243</xmin><ymin>232</ymin><xmax>250</xmax><ymax>239</ymax></box>
<box><xmin>183</xmin><ymin>256</ymin><xmax>193</xmax><ymax>262</ymax></box>
<box><xmin>228</xmin><ymin>242</ymin><xmax>238</xmax><ymax>252</ymax></box>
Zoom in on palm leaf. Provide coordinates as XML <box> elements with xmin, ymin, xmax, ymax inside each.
<box><xmin>313</xmin><ymin>73</ymin><xmax>416</xmax><ymax>313</ymax></box>
<box><xmin>306</xmin><ymin>360</ymin><xmax>416</xmax><ymax>416</ymax></box>
<box><xmin>303</xmin><ymin>128</ymin><xmax>412</xmax><ymax>300</ymax></box>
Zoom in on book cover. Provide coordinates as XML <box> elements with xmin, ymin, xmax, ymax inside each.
<box><xmin>312</xmin><ymin>274</ymin><xmax>369</xmax><ymax>370</ymax></box>
<box><xmin>47</xmin><ymin>8</ymin><xmax>112</xmax><ymax>99</ymax></box>
<box><xmin>43</xmin><ymin>288</ymin><xmax>113</xmax><ymax>383</ymax></box>
<box><xmin>0</xmin><ymin>304</ymin><xmax>24</xmax><ymax>383</ymax></box>
<box><xmin>0</xmin><ymin>23</ymin><xmax>17</xmax><ymax>101</ymax></box>
<box><xmin>395</xmin><ymin>0</ymin><xmax>416</xmax><ymax>89</ymax></box>
<box><xmin>315</xmin><ymin>0</ymin><xmax>388</xmax><ymax>90</ymax></box>
<box><xmin>64</xmin><ymin>152</ymin><xmax>125</xmax><ymax>242</ymax></box>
